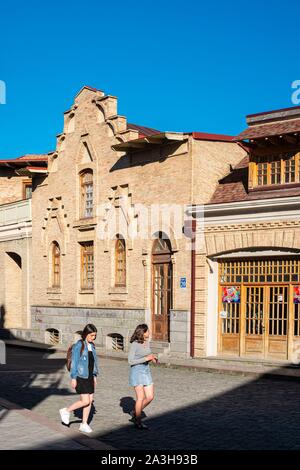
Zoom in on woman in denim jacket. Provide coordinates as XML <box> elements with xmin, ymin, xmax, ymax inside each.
<box><xmin>59</xmin><ymin>324</ymin><xmax>99</xmax><ymax>434</ymax></box>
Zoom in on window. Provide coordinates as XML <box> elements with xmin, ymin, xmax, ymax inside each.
<box><xmin>23</xmin><ymin>181</ymin><xmax>32</xmax><ymax>199</ymax></box>
<box><xmin>270</xmin><ymin>160</ymin><xmax>281</xmax><ymax>185</ymax></box>
<box><xmin>80</xmin><ymin>170</ymin><xmax>93</xmax><ymax>218</ymax></box>
<box><xmin>251</xmin><ymin>153</ymin><xmax>300</xmax><ymax>188</ymax></box>
<box><xmin>81</xmin><ymin>242</ymin><xmax>94</xmax><ymax>290</ymax></box>
<box><xmin>219</xmin><ymin>259</ymin><xmax>300</xmax><ymax>284</ymax></box>
<box><xmin>284</xmin><ymin>156</ymin><xmax>295</xmax><ymax>183</ymax></box>
<box><xmin>115</xmin><ymin>237</ymin><xmax>126</xmax><ymax>286</ymax></box>
<box><xmin>45</xmin><ymin>328</ymin><xmax>60</xmax><ymax>345</ymax></box>
<box><xmin>106</xmin><ymin>333</ymin><xmax>124</xmax><ymax>351</ymax></box>
<box><xmin>52</xmin><ymin>242</ymin><xmax>61</xmax><ymax>288</ymax></box>
<box><xmin>257</xmin><ymin>161</ymin><xmax>268</xmax><ymax>186</ymax></box>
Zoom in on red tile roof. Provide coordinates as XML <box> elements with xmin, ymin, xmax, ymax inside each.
<box><xmin>191</xmin><ymin>132</ymin><xmax>234</xmax><ymax>142</ymax></box>
<box><xmin>127</xmin><ymin>123</ymin><xmax>160</xmax><ymax>138</ymax></box>
<box><xmin>235</xmin><ymin>118</ymin><xmax>300</xmax><ymax>141</ymax></box>
<box><xmin>209</xmin><ymin>159</ymin><xmax>249</xmax><ymax>204</ymax></box>
<box><xmin>0</xmin><ymin>154</ymin><xmax>48</xmax><ymax>167</ymax></box>
<box><xmin>17</xmin><ymin>154</ymin><xmax>48</xmax><ymax>161</ymax></box>
<box><xmin>126</xmin><ymin>126</ymin><xmax>235</xmax><ymax>142</ymax></box>
<box><xmin>233</xmin><ymin>155</ymin><xmax>249</xmax><ymax>169</ymax></box>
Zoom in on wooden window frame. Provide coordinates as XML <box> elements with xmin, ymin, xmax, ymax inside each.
<box><xmin>80</xmin><ymin>170</ymin><xmax>93</xmax><ymax>219</ymax></box>
<box><xmin>249</xmin><ymin>152</ymin><xmax>300</xmax><ymax>189</ymax></box>
<box><xmin>22</xmin><ymin>180</ymin><xmax>32</xmax><ymax>199</ymax></box>
<box><xmin>52</xmin><ymin>242</ymin><xmax>61</xmax><ymax>288</ymax></box>
<box><xmin>218</xmin><ymin>258</ymin><xmax>300</xmax><ymax>343</ymax></box>
<box><xmin>219</xmin><ymin>258</ymin><xmax>300</xmax><ymax>285</ymax></box>
<box><xmin>115</xmin><ymin>237</ymin><xmax>126</xmax><ymax>287</ymax></box>
<box><xmin>80</xmin><ymin>242</ymin><xmax>94</xmax><ymax>290</ymax></box>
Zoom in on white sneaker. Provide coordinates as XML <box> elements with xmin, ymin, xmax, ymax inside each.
<box><xmin>79</xmin><ymin>423</ymin><xmax>93</xmax><ymax>433</ymax></box>
<box><xmin>59</xmin><ymin>408</ymin><xmax>70</xmax><ymax>426</ymax></box>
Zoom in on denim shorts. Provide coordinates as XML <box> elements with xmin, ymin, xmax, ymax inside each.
<box><xmin>129</xmin><ymin>363</ymin><xmax>153</xmax><ymax>387</ymax></box>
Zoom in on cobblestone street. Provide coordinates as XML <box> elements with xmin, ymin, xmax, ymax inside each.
<box><xmin>1</xmin><ymin>346</ymin><xmax>300</xmax><ymax>450</ymax></box>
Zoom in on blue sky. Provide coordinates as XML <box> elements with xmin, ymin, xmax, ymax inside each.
<box><xmin>0</xmin><ymin>0</ymin><xmax>299</xmax><ymax>158</ymax></box>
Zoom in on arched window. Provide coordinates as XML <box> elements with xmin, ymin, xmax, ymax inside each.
<box><xmin>115</xmin><ymin>236</ymin><xmax>126</xmax><ymax>287</ymax></box>
<box><xmin>106</xmin><ymin>333</ymin><xmax>124</xmax><ymax>351</ymax></box>
<box><xmin>52</xmin><ymin>242</ymin><xmax>61</xmax><ymax>288</ymax></box>
<box><xmin>152</xmin><ymin>236</ymin><xmax>172</xmax><ymax>256</ymax></box>
<box><xmin>80</xmin><ymin>170</ymin><xmax>93</xmax><ymax>218</ymax></box>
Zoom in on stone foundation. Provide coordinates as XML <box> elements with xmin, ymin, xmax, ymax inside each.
<box><xmin>2</xmin><ymin>306</ymin><xmax>192</xmax><ymax>358</ymax></box>
<box><xmin>169</xmin><ymin>309</ymin><xmax>191</xmax><ymax>357</ymax></box>
<box><xmin>30</xmin><ymin>306</ymin><xmax>146</xmax><ymax>352</ymax></box>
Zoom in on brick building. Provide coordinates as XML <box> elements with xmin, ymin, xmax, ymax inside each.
<box><xmin>0</xmin><ymin>155</ymin><xmax>47</xmax><ymax>331</ymax></box>
<box><xmin>188</xmin><ymin>105</ymin><xmax>300</xmax><ymax>361</ymax></box>
<box><xmin>0</xmin><ymin>86</ymin><xmax>245</xmax><ymax>356</ymax></box>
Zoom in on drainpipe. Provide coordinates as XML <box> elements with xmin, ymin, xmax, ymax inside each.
<box><xmin>190</xmin><ymin>218</ymin><xmax>196</xmax><ymax>358</ymax></box>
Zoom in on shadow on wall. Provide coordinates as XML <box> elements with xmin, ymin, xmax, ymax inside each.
<box><xmin>0</xmin><ymin>305</ymin><xmax>5</xmax><ymax>329</ymax></box>
<box><xmin>0</xmin><ymin>304</ymin><xmax>50</xmax><ymax>346</ymax></box>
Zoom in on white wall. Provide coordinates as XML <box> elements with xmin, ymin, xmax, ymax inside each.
<box><xmin>206</xmin><ymin>258</ymin><xmax>218</xmax><ymax>356</ymax></box>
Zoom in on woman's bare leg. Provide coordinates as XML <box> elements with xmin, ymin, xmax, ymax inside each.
<box><xmin>134</xmin><ymin>386</ymin><xmax>145</xmax><ymax>424</ymax></box>
<box><xmin>82</xmin><ymin>393</ymin><xmax>94</xmax><ymax>424</ymax></box>
<box><xmin>67</xmin><ymin>394</ymin><xmax>90</xmax><ymax>413</ymax></box>
<box><xmin>142</xmin><ymin>384</ymin><xmax>154</xmax><ymax>411</ymax></box>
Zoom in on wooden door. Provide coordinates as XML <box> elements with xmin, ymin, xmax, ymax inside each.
<box><xmin>243</xmin><ymin>285</ymin><xmax>289</xmax><ymax>359</ymax></box>
<box><xmin>152</xmin><ymin>262</ymin><xmax>172</xmax><ymax>341</ymax></box>
<box><xmin>266</xmin><ymin>285</ymin><xmax>288</xmax><ymax>359</ymax></box>
<box><xmin>219</xmin><ymin>298</ymin><xmax>240</xmax><ymax>356</ymax></box>
<box><xmin>243</xmin><ymin>286</ymin><xmax>266</xmax><ymax>357</ymax></box>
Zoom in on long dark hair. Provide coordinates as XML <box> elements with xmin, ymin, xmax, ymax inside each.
<box><xmin>130</xmin><ymin>323</ymin><xmax>148</xmax><ymax>344</ymax></box>
<box><xmin>80</xmin><ymin>324</ymin><xmax>97</xmax><ymax>353</ymax></box>
<box><xmin>82</xmin><ymin>324</ymin><xmax>97</xmax><ymax>341</ymax></box>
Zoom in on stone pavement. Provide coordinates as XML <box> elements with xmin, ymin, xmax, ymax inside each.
<box><xmin>0</xmin><ymin>399</ymin><xmax>113</xmax><ymax>450</ymax></box>
<box><xmin>0</xmin><ymin>404</ymin><xmax>86</xmax><ymax>450</ymax></box>
<box><xmin>1</xmin><ymin>345</ymin><xmax>300</xmax><ymax>450</ymax></box>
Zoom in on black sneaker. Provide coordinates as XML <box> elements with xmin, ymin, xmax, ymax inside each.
<box><xmin>135</xmin><ymin>422</ymin><xmax>149</xmax><ymax>430</ymax></box>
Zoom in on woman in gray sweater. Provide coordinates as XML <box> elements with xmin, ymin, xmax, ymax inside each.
<box><xmin>128</xmin><ymin>323</ymin><xmax>157</xmax><ymax>429</ymax></box>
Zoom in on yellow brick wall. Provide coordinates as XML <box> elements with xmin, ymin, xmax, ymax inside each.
<box><xmin>0</xmin><ymin>169</ymin><xmax>29</xmax><ymax>205</ymax></box>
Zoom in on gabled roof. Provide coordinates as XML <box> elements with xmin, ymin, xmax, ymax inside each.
<box><xmin>75</xmin><ymin>85</ymin><xmax>104</xmax><ymax>98</ymax></box>
<box><xmin>235</xmin><ymin>119</ymin><xmax>300</xmax><ymax>141</ymax></box>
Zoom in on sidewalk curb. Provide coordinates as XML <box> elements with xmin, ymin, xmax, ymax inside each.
<box><xmin>4</xmin><ymin>339</ymin><xmax>300</xmax><ymax>382</ymax></box>
<box><xmin>0</xmin><ymin>397</ymin><xmax>115</xmax><ymax>451</ymax></box>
